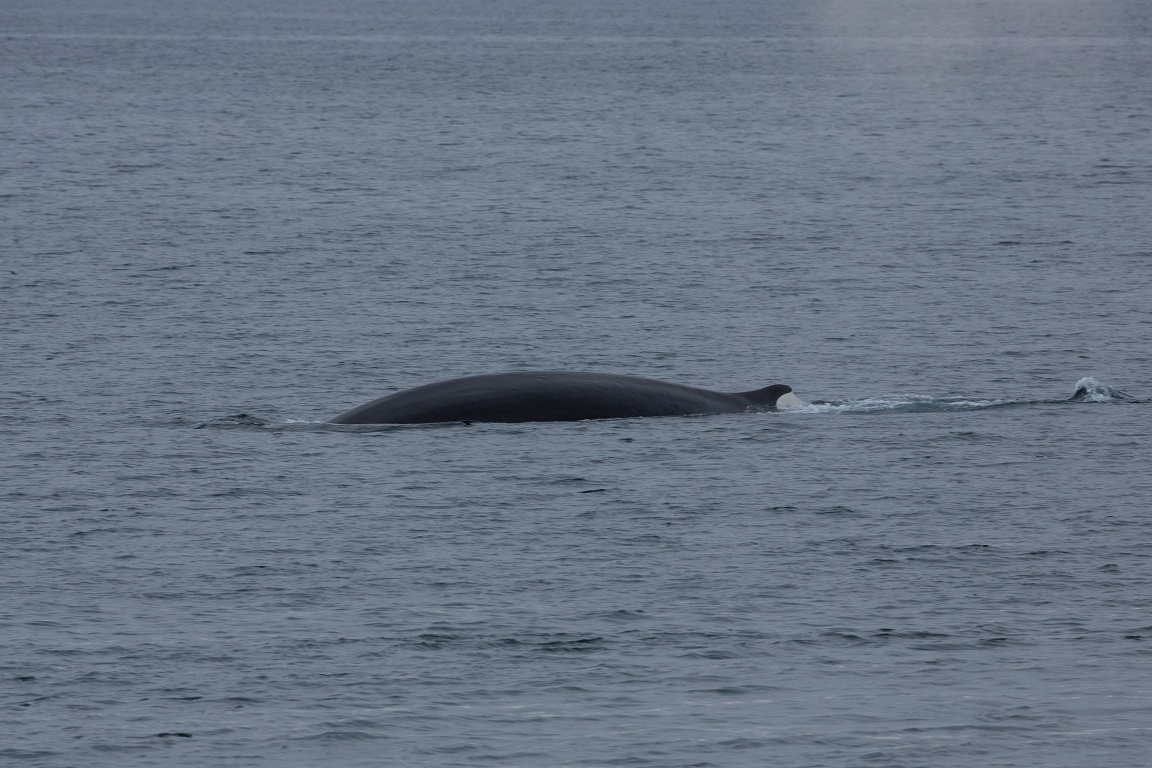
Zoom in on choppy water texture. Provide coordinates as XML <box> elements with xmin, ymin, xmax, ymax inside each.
<box><xmin>3</xmin><ymin>1</ymin><xmax>1152</xmax><ymax>766</ymax></box>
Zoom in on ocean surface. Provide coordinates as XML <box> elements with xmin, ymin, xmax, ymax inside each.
<box><xmin>3</xmin><ymin>1</ymin><xmax>1151</xmax><ymax>766</ymax></box>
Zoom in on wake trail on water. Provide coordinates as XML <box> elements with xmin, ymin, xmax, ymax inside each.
<box><xmin>781</xmin><ymin>377</ymin><xmax>1134</xmax><ymax>415</ymax></box>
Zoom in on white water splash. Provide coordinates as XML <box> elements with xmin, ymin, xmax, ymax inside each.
<box><xmin>1071</xmin><ymin>377</ymin><xmax>1126</xmax><ymax>402</ymax></box>
<box><xmin>774</xmin><ymin>392</ymin><xmax>808</xmax><ymax>410</ymax></box>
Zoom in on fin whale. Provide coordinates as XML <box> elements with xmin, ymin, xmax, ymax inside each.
<box><xmin>330</xmin><ymin>372</ymin><xmax>794</xmax><ymax>424</ymax></box>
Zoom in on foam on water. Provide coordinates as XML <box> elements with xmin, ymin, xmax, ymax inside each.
<box><xmin>779</xmin><ymin>378</ymin><xmax>1133</xmax><ymax>415</ymax></box>
<box><xmin>784</xmin><ymin>394</ymin><xmax>1017</xmax><ymax>414</ymax></box>
<box><xmin>1071</xmin><ymin>377</ymin><xmax>1129</xmax><ymax>403</ymax></box>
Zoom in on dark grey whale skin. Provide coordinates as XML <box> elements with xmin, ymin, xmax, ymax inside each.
<box><xmin>330</xmin><ymin>372</ymin><xmax>793</xmax><ymax>424</ymax></box>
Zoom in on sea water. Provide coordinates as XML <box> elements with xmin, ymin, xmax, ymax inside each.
<box><xmin>3</xmin><ymin>1</ymin><xmax>1151</xmax><ymax>766</ymax></box>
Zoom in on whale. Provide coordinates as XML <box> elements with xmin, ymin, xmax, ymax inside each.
<box><xmin>330</xmin><ymin>372</ymin><xmax>795</xmax><ymax>424</ymax></box>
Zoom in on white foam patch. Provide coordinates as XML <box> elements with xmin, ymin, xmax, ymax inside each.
<box><xmin>781</xmin><ymin>395</ymin><xmax>1013</xmax><ymax>414</ymax></box>
<box><xmin>774</xmin><ymin>392</ymin><xmax>807</xmax><ymax>410</ymax></box>
<box><xmin>1073</xmin><ymin>376</ymin><xmax>1122</xmax><ymax>402</ymax></box>
<box><xmin>789</xmin><ymin>396</ymin><xmax>929</xmax><ymax>414</ymax></box>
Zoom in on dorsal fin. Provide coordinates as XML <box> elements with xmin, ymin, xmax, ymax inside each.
<box><xmin>737</xmin><ymin>384</ymin><xmax>792</xmax><ymax>407</ymax></box>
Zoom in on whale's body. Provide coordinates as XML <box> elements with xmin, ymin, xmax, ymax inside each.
<box><xmin>330</xmin><ymin>372</ymin><xmax>793</xmax><ymax>424</ymax></box>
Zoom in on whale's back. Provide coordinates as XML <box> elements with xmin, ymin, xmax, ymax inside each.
<box><xmin>330</xmin><ymin>372</ymin><xmax>792</xmax><ymax>424</ymax></box>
